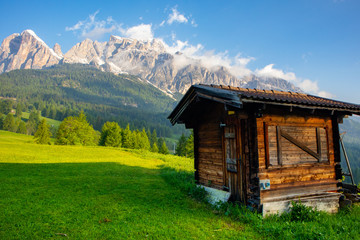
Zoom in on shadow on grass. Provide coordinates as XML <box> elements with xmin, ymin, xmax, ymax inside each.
<box><xmin>0</xmin><ymin>162</ymin><xmax>258</xmax><ymax>239</ymax></box>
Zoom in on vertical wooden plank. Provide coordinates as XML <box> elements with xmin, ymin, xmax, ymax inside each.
<box><xmin>332</xmin><ymin>117</ymin><xmax>341</xmax><ymax>163</ymax></box>
<box><xmin>276</xmin><ymin>126</ymin><xmax>282</xmax><ymax>165</ymax></box>
<box><xmin>237</xmin><ymin>119</ymin><xmax>245</xmax><ymax>203</ymax></box>
<box><xmin>264</xmin><ymin>122</ymin><xmax>270</xmax><ymax>168</ymax></box>
<box><xmin>222</xmin><ymin>123</ymin><xmax>227</xmax><ymax>187</ymax></box>
<box><xmin>193</xmin><ymin>126</ymin><xmax>199</xmax><ymax>182</ymax></box>
<box><xmin>316</xmin><ymin>127</ymin><xmax>322</xmax><ymax>161</ymax></box>
<box><xmin>325</xmin><ymin>125</ymin><xmax>331</xmax><ymax>163</ymax></box>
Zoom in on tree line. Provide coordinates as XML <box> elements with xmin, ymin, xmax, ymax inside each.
<box><xmin>0</xmin><ymin>64</ymin><xmax>185</xmax><ymax>138</ymax></box>
<box><xmin>0</xmin><ymin>102</ymin><xmax>171</xmax><ymax>155</ymax></box>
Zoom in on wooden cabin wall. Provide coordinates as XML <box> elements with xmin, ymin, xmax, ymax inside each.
<box><xmin>195</xmin><ymin>104</ymin><xmax>224</xmax><ymax>188</ymax></box>
<box><xmin>256</xmin><ymin>114</ymin><xmax>339</xmax><ymax>215</ymax></box>
<box><xmin>242</xmin><ymin>116</ymin><xmax>260</xmax><ymax>209</ymax></box>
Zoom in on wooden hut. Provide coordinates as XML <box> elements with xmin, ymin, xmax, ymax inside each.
<box><xmin>168</xmin><ymin>84</ymin><xmax>360</xmax><ymax>215</ymax></box>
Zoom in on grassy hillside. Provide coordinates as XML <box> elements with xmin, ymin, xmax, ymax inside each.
<box><xmin>1</xmin><ymin>131</ymin><xmax>360</xmax><ymax>239</ymax></box>
<box><xmin>0</xmin><ymin>131</ymin><xmax>259</xmax><ymax>239</ymax></box>
<box><xmin>21</xmin><ymin>111</ymin><xmax>61</xmax><ymax>128</ymax></box>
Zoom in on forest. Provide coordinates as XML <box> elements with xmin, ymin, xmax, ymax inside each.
<box><xmin>0</xmin><ymin>64</ymin><xmax>185</xmax><ymax>137</ymax></box>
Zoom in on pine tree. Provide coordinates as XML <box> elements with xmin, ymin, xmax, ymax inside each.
<box><xmin>146</xmin><ymin>129</ymin><xmax>151</xmax><ymax>142</ymax></box>
<box><xmin>34</xmin><ymin>119</ymin><xmax>51</xmax><ymax>144</ymax></box>
<box><xmin>3</xmin><ymin>113</ymin><xmax>17</xmax><ymax>132</ymax></box>
<box><xmin>26</xmin><ymin>119</ymin><xmax>38</xmax><ymax>135</ymax></box>
<box><xmin>185</xmin><ymin>131</ymin><xmax>194</xmax><ymax>158</ymax></box>
<box><xmin>150</xmin><ymin>129</ymin><xmax>157</xmax><ymax>148</ymax></box>
<box><xmin>29</xmin><ymin>110</ymin><xmax>40</xmax><ymax>125</ymax></box>
<box><xmin>99</xmin><ymin>121</ymin><xmax>122</xmax><ymax>147</ymax></box>
<box><xmin>133</xmin><ymin>130</ymin><xmax>141</xmax><ymax>149</ymax></box>
<box><xmin>15</xmin><ymin>102</ymin><xmax>23</xmax><ymax>118</ymax></box>
<box><xmin>159</xmin><ymin>140</ymin><xmax>169</xmax><ymax>155</ymax></box>
<box><xmin>17</xmin><ymin>120</ymin><xmax>27</xmax><ymax>134</ymax></box>
<box><xmin>0</xmin><ymin>100</ymin><xmax>13</xmax><ymax>115</ymax></box>
<box><xmin>138</xmin><ymin>128</ymin><xmax>150</xmax><ymax>150</ymax></box>
<box><xmin>0</xmin><ymin>113</ymin><xmax>4</xmax><ymax>129</ymax></box>
<box><xmin>151</xmin><ymin>142</ymin><xmax>159</xmax><ymax>153</ymax></box>
<box><xmin>122</xmin><ymin>124</ymin><xmax>134</xmax><ymax>149</ymax></box>
<box><xmin>175</xmin><ymin>133</ymin><xmax>187</xmax><ymax>156</ymax></box>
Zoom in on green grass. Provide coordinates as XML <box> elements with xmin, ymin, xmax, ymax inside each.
<box><xmin>1</xmin><ymin>130</ymin><xmax>359</xmax><ymax>239</ymax></box>
<box><xmin>0</xmin><ymin>131</ymin><xmax>258</xmax><ymax>239</ymax></box>
<box><xmin>21</xmin><ymin>112</ymin><xmax>61</xmax><ymax>128</ymax></box>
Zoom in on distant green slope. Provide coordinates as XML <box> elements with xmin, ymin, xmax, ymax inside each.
<box><xmin>0</xmin><ymin>64</ymin><xmax>185</xmax><ymax>137</ymax></box>
<box><xmin>340</xmin><ymin>117</ymin><xmax>360</xmax><ymax>184</ymax></box>
<box><xmin>0</xmin><ymin>64</ymin><xmax>175</xmax><ymax>112</ymax></box>
<box><xmin>21</xmin><ymin>112</ymin><xmax>61</xmax><ymax>128</ymax></box>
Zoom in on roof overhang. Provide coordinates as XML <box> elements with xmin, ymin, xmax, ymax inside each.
<box><xmin>168</xmin><ymin>85</ymin><xmax>242</xmax><ymax>125</ymax></box>
<box><xmin>168</xmin><ymin>84</ymin><xmax>360</xmax><ymax>126</ymax></box>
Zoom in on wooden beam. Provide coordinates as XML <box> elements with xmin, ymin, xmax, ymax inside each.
<box><xmin>332</xmin><ymin>117</ymin><xmax>341</xmax><ymax>163</ymax></box>
<box><xmin>276</xmin><ymin>126</ymin><xmax>282</xmax><ymax>165</ymax></box>
<box><xmin>264</xmin><ymin>122</ymin><xmax>270</xmax><ymax>168</ymax></box>
<box><xmin>194</xmin><ymin>126</ymin><xmax>199</xmax><ymax>182</ymax></box>
<box><xmin>316</xmin><ymin>128</ymin><xmax>322</xmax><ymax>161</ymax></box>
<box><xmin>280</xmin><ymin>131</ymin><xmax>320</xmax><ymax>160</ymax></box>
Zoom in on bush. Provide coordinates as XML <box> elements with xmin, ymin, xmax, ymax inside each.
<box><xmin>56</xmin><ymin>111</ymin><xmax>98</xmax><ymax>146</ymax></box>
<box><xmin>285</xmin><ymin>200</ymin><xmax>320</xmax><ymax>222</ymax></box>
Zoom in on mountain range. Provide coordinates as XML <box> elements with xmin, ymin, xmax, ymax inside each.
<box><xmin>0</xmin><ymin>30</ymin><xmax>302</xmax><ymax>94</ymax></box>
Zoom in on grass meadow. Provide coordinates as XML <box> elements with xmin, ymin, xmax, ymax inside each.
<box><xmin>0</xmin><ymin>131</ymin><xmax>258</xmax><ymax>239</ymax></box>
<box><xmin>0</xmin><ymin>130</ymin><xmax>359</xmax><ymax>239</ymax></box>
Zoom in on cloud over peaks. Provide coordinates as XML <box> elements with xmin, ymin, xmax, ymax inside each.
<box><xmin>167</xmin><ymin>7</ymin><xmax>188</xmax><ymax>24</ymax></box>
<box><xmin>65</xmin><ymin>10</ymin><xmax>121</xmax><ymax>40</ymax></box>
<box><xmin>121</xmin><ymin>24</ymin><xmax>153</xmax><ymax>41</ymax></box>
<box><xmin>255</xmin><ymin>64</ymin><xmax>296</xmax><ymax>81</ymax></box>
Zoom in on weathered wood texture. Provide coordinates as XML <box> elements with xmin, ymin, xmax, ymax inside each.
<box><xmin>197</xmin><ymin>121</ymin><xmax>224</xmax><ymax>188</ymax></box>
<box><xmin>268</xmin><ymin>126</ymin><xmax>328</xmax><ymax>165</ymax></box>
<box><xmin>243</xmin><ymin>116</ymin><xmax>260</xmax><ymax>209</ymax></box>
<box><xmin>256</xmin><ymin>114</ymin><xmax>339</xmax><ymax>213</ymax></box>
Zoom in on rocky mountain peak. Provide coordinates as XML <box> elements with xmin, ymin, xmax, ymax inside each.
<box><xmin>0</xmin><ymin>29</ymin><xmax>62</xmax><ymax>73</ymax></box>
<box><xmin>53</xmin><ymin>43</ymin><xmax>63</xmax><ymax>57</ymax></box>
<box><xmin>0</xmin><ymin>30</ymin><xmax>303</xmax><ymax>95</ymax></box>
<box><xmin>108</xmin><ymin>35</ymin><xmax>166</xmax><ymax>53</ymax></box>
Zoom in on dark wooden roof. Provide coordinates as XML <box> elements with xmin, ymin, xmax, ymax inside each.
<box><xmin>168</xmin><ymin>84</ymin><xmax>360</xmax><ymax>125</ymax></box>
<box><xmin>205</xmin><ymin>84</ymin><xmax>360</xmax><ymax>110</ymax></box>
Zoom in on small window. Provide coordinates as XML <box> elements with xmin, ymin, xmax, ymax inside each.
<box><xmin>266</xmin><ymin>125</ymin><xmax>328</xmax><ymax>167</ymax></box>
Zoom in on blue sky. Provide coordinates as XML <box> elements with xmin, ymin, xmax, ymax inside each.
<box><xmin>1</xmin><ymin>0</ymin><xmax>360</xmax><ymax>103</ymax></box>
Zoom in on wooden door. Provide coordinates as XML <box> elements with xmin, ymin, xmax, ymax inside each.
<box><xmin>224</xmin><ymin>125</ymin><xmax>244</xmax><ymax>202</ymax></box>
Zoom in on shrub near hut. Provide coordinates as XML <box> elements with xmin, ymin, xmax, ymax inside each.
<box><xmin>56</xmin><ymin>111</ymin><xmax>98</xmax><ymax>146</ymax></box>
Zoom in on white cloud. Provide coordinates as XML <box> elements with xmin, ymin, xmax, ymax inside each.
<box><xmin>255</xmin><ymin>64</ymin><xmax>332</xmax><ymax>97</ymax></box>
<box><xmin>161</xmin><ymin>39</ymin><xmax>253</xmax><ymax>76</ymax></box>
<box><xmin>297</xmin><ymin>79</ymin><xmax>333</xmax><ymax>98</ymax></box>
<box><xmin>65</xmin><ymin>10</ymin><xmax>122</xmax><ymax>40</ymax></box>
<box><xmin>65</xmin><ymin>21</ymin><xmax>84</xmax><ymax>31</ymax></box>
<box><xmin>255</xmin><ymin>64</ymin><xmax>296</xmax><ymax>81</ymax></box>
<box><xmin>121</xmin><ymin>24</ymin><xmax>153</xmax><ymax>41</ymax></box>
<box><xmin>191</xmin><ymin>19</ymin><xmax>198</xmax><ymax>27</ymax></box>
<box><xmin>167</xmin><ymin>7</ymin><xmax>188</xmax><ymax>24</ymax></box>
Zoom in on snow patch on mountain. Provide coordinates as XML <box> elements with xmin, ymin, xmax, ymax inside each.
<box><xmin>24</xmin><ymin>29</ymin><xmax>62</xmax><ymax>60</ymax></box>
